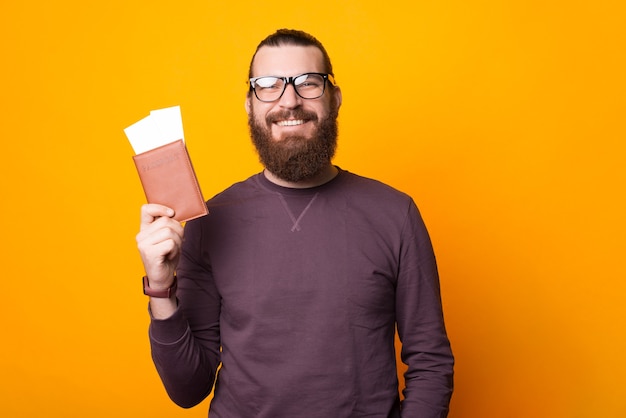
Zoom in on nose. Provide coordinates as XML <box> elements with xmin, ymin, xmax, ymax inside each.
<box><xmin>277</xmin><ymin>82</ymin><xmax>301</xmax><ymax>108</ymax></box>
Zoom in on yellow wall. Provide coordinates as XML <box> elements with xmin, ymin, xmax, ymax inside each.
<box><xmin>1</xmin><ymin>1</ymin><xmax>624</xmax><ymax>417</ymax></box>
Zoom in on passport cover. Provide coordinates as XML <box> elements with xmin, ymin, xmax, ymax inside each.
<box><xmin>132</xmin><ymin>139</ymin><xmax>208</xmax><ymax>222</ymax></box>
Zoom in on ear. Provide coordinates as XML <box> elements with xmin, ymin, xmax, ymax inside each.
<box><xmin>332</xmin><ymin>86</ymin><xmax>342</xmax><ymax>112</ymax></box>
<box><xmin>245</xmin><ymin>95</ymin><xmax>252</xmax><ymax>115</ymax></box>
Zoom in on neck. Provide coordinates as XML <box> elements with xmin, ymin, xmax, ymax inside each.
<box><xmin>263</xmin><ymin>164</ymin><xmax>338</xmax><ymax>189</ymax></box>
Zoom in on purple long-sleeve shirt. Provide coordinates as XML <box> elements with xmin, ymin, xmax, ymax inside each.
<box><xmin>149</xmin><ymin>168</ymin><xmax>454</xmax><ymax>417</ymax></box>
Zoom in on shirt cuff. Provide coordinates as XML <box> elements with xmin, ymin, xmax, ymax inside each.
<box><xmin>148</xmin><ymin>302</ymin><xmax>189</xmax><ymax>344</ymax></box>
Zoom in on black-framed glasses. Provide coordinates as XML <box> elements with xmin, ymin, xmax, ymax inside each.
<box><xmin>248</xmin><ymin>72</ymin><xmax>335</xmax><ymax>102</ymax></box>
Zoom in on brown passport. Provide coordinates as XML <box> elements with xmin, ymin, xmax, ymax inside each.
<box><xmin>132</xmin><ymin>139</ymin><xmax>208</xmax><ymax>222</ymax></box>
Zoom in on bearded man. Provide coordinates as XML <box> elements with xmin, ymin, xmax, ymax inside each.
<box><xmin>136</xmin><ymin>29</ymin><xmax>454</xmax><ymax>418</ymax></box>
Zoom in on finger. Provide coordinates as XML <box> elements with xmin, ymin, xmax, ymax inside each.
<box><xmin>137</xmin><ymin>221</ymin><xmax>184</xmax><ymax>250</ymax></box>
<box><xmin>138</xmin><ymin>213</ymin><xmax>183</xmax><ymax>237</ymax></box>
<box><xmin>144</xmin><ymin>238</ymin><xmax>181</xmax><ymax>263</ymax></box>
<box><xmin>137</xmin><ymin>234</ymin><xmax>183</xmax><ymax>279</ymax></box>
<box><xmin>140</xmin><ymin>203</ymin><xmax>175</xmax><ymax>226</ymax></box>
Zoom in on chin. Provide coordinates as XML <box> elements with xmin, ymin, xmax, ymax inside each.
<box><xmin>272</xmin><ymin>134</ymin><xmax>313</xmax><ymax>147</ymax></box>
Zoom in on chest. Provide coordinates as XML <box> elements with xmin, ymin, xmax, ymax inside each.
<box><xmin>206</xmin><ymin>192</ymin><xmax>402</xmax><ymax>330</ymax></box>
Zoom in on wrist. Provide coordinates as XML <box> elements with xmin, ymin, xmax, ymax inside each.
<box><xmin>143</xmin><ymin>274</ymin><xmax>177</xmax><ymax>298</ymax></box>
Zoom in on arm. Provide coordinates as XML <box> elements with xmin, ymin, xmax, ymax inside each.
<box><xmin>397</xmin><ymin>201</ymin><xmax>454</xmax><ymax>418</ymax></box>
<box><xmin>136</xmin><ymin>204</ymin><xmax>221</xmax><ymax>408</ymax></box>
<box><xmin>136</xmin><ymin>204</ymin><xmax>183</xmax><ymax>319</ymax></box>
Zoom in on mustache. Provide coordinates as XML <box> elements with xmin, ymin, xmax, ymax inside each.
<box><xmin>266</xmin><ymin>109</ymin><xmax>318</xmax><ymax>124</ymax></box>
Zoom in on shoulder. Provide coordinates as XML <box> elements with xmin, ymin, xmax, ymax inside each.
<box><xmin>329</xmin><ymin>169</ymin><xmax>425</xmax><ymax>232</ymax></box>
<box><xmin>335</xmin><ymin>169</ymin><xmax>414</xmax><ymax>207</ymax></box>
<box><xmin>184</xmin><ymin>173</ymin><xmax>266</xmax><ymax>230</ymax></box>
<box><xmin>205</xmin><ymin>173</ymin><xmax>265</xmax><ymax>206</ymax></box>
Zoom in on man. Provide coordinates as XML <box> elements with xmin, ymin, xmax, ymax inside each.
<box><xmin>136</xmin><ymin>29</ymin><xmax>454</xmax><ymax>418</ymax></box>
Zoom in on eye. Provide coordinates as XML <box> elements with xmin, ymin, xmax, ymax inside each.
<box><xmin>255</xmin><ymin>77</ymin><xmax>282</xmax><ymax>90</ymax></box>
<box><xmin>295</xmin><ymin>74</ymin><xmax>324</xmax><ymax>89</ymax></box>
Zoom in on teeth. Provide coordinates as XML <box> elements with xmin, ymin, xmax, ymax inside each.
<box><xmin>276</xmin><ymin>120</ymin><xmax>305</xmax><ymax>126</ymax></box>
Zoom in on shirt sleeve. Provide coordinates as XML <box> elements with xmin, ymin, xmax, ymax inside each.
<box><xmin>396</xmin><ymin>200</ymin><xmax>454</xmax><ymax>417</ymax></box>
<box><xmin>148</xmin><ymin>218</ymin><xmax>222</xmax><ymax>408</ymax></box>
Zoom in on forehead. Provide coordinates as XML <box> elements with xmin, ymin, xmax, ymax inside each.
<box><xmin>251</xmin><ymin>45</ymin><xmax>325</xmax><ymax>77</ymax></box>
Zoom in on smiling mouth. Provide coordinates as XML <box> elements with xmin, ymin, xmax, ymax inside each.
<box><xmin>275</xmin><ymin>119</ymin><xmax>306</xmax><ymax>127</ymax></box>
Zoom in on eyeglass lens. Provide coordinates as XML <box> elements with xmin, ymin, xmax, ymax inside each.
<box><xmin>253</xmin><ymin>73</ymin><xmax>327</xmax><ymax>102</ymax></box>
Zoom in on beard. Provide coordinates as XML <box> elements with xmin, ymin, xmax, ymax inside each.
<box><xmin>248</xmin><ymin>102</ymin><xmax>339</xmax><ymax>183</ymax></box>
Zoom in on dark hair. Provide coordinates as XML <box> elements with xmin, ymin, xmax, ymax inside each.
<box><xmin>247</xmin><ymin>29</ymin><xmax>334</xmax><ymax>79</ymax></box>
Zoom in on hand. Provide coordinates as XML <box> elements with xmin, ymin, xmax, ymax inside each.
<box><xmin>136</xmin><ymin>203</ymin><xmax>184</xmax><ymax>291</ymax></box>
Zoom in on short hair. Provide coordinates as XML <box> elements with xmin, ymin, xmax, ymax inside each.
<box><xmin>248</xmin><ymin>29</ymin><xmax>334</xmax><ymax>79</ymax></box>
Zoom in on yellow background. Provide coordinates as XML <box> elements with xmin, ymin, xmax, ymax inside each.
<box><xmin>1</xmin><ymin>1</ymin><xmax>624</xmax><ymax>417</ymax></box>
